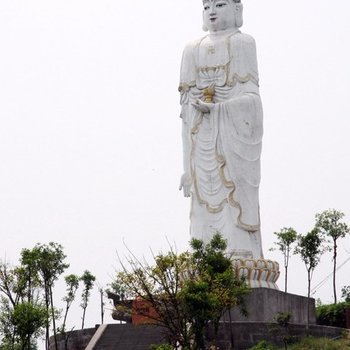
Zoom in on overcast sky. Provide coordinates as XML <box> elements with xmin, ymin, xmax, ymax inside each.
<box><xmin>1</xmin><ymin>0</ymin><xmax>350</xmax><ymax>344</ymax></box>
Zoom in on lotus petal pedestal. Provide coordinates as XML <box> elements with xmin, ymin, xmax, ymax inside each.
<box><xmin>232</xmin><ymin>258</ymin><xmax>280</xmax><ymax>289</ymax></box>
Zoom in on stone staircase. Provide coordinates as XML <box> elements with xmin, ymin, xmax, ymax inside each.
<box><xmin>87</xmin><ymin>324</ymin><xmax>164</xmax><ymax>349</ymax></box>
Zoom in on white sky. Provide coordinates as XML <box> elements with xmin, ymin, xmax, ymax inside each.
<box><xmin>1</xmin><ymin>0</ymin><xmax>350</xmax><ymax>345</ymax></box>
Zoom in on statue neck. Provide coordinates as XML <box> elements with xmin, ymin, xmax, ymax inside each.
<box><xmin>208</xmin><ymin>27</ymin><xmax>239</xmax><ymax>38</ymax></box>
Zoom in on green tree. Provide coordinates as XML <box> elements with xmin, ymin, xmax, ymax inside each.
<box><xmin>21</xmin><ymin>243</ymin><xmax>69</xmax><ymax>350</ymax></box>
<box><xmin>61</xmin><ymin>274</ymin><xmax>79</xmax><ymax>333</ymax></box>
<box><xmin>107</xmin><ymin>280</ymin><xmax>129</xmax><ymax>301</ymax></box>
<box><xmin>1</xmin><ymin>244</ymin><xmax>70</xmax><ymax>350</ymax></box>
<box><xmin>269</xmin><ymin>312</ymin><xmax>292</xmax><ymax>350</ymax></box>
<box><xmin>0</xmin><ymin>296</ymin><xmax>17</xmax><ymax>349</ymax></box>
<box><xmin>56</xmin><ymin>274</ymin><xmax>80</xmax><ymax>350</ymax></box>
<box><xmin>295</xmin><ymin>229</ymin><xmax>324</xmax><ymax>329</ymax></box>
<box><xmin>80</xmin><ymin>271</ymin><xmax>95</xmax><ymax>329</ymax></box>
<box><xmin>341</xmin><ymin>286</ymin><xmax>350</xmax><ymax>302</ymax></box>
<box><xmin>117</xmin><ymin>233</ymin><xmax>249</xmax><ymax>349</ymax></box>
<box><xmin>0</xmin><ymin>259</ymin><xmax>45</xmax><ymax>350</ymax></box>
<box><xmin>270</xmin><ymin>227</ymin><xmax>298</xmax><ymax>293</ymax></box>
<box><xmin>181</xmin><ymin>234</ymin><xmax>249</xmax><ymax>349</ymax></box>
<box><xmin>0</xmin><ymin>264</ymin><xmax>47</xmax><ymax>350</ymax></box>
<box><xmin>0</xmin><ymin>259</ymin><xmax>41</xmax><ymax>309</ymax></box>
<box><xmin>117</xmin><ymin>248</ymin><xmax>192</xmax><ymax>348</ymax></box>
<box><xmin>315</xmin><ymin>209</ymin><xmax>349</xmax><ymax>304</ymax></box>
<box><xmin>316</xmin><ymin>301</ymin><xmax>350</xmax><ymax>328</ymax></box>
<box><xmin>11</xmin><ymin>302</ymin><xmax>47</xmax><ymax>350</ymax></box>
<box><xmin>0</xmin><ymin>262</ymin><xmax>20</xmax><ymax>308</ymax></box>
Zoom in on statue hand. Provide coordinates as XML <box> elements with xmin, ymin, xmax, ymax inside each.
<box><xmin>191</xmin><ymin>99</ymin><xmax>214</xmax><ymax>114</ymax></box>
<box><xmin>179</xmin><ymin>173</ymin><xmax>192</xmax><ymax>197</ymax></box>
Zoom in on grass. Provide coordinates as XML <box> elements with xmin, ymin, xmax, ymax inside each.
<box><xmin>289</xmin><ymin>336</ymin><xmax>350</xmax><ymax>350</ymax></box>
<box><xmin>249</xmin><ymin>337</ymin><xmax>350</xmax><ymax>350</ymax></box>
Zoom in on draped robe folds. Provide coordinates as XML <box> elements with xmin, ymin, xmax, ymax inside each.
<box><xmin>179</xmin><ymin>30</ymin><xmax>264</xmax><ymax>259</ymax></box>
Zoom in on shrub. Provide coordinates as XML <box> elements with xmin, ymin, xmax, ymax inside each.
<box><xmin>149</xmin><ymin>344</ymin><xmax>174</xmax><ymax>350</ymax></box>
<box><xmin>289</xmin><ymin>336</ymin><xmax>350</xmax><ymax>350</ymax></box>
<box><xmin>341</xmin><ymin>286</ymin><xmax>350</xmax><ymax>302</ymax></box>
<box><xmin>316</xmin><ymin>302</ymin><xmax>350</xmax><ymax>328</ymax></box>
<box><xmin>249</xmin><ymin>340</ymin><xmax>276</xmax><ymax>350</ymax></box>
<box><xmin>268</xmin><ymin>312</ymin><xmax>297</xmax><ymax>350</ymax></box>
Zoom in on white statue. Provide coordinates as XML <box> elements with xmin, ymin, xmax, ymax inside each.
<box><xmin>179</xmin><ymin>0</ymin><xmax>263</xmax><ymax>259</ymax></box>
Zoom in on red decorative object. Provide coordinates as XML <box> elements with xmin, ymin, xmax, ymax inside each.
<box><xmin>132</xmin><ymin>296</ymin><xmax>159</xmax><ymax>325</ymax></box>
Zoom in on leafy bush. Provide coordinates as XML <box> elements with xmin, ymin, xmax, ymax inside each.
<box><xmin>246</xmin><ymin>337</ymin><xmax>350</xmax><ymax>350</ymax></box>
<box><xmin>289</xmin><ymin>336</ymin><xmax>350</xmax><ymax>350</ymax></box>
<box><xmin>149</xmin><ymin>344</ymin><xmax>173</xmax><ymax>350</ymax></box>
<box><xmin>268</xmin><ymin>312</ymin><xmax>298</xmax><ymax>350</ymax></box>
<box><xmin>316</xmin><ymin>302</ymin><xmax>350</xmax><ymax>328</ymax></box>
<box><xmin>341</xmin><ymin>286</ymin><xmax>350</xmax><ymax>302</ymax></box>
<box><xmin>273</xmin><ymin>312</ymin><xmax>291</xmax><ymax>327</ymax></box>
<box><xmin>249</xmin><ymin>340</ymin><xmax>276</xmax><ymax>350</ymax></box>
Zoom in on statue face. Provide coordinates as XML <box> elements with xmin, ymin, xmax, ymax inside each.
<box><xmin>203</xmin><ymin>0</ymin><xmax>236</xmax><ymax>32</ymax></box>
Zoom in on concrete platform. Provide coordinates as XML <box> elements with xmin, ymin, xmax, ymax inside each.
<box><xmin>49</xmin><ymin>290</ymin><xmax>338</xmax><ymax>349</ymax></box>
<box><xmin>227</xmin><ymin>287</ymin><xmax>316</xmax><ymax>324</ymax></box>
<box><xmin>51</xmin><ymin>322</ymin><xmax>346</xmax><ymax>350</ymax></box>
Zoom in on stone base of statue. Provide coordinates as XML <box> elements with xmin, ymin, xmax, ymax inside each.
<box><xmin>52</xmin><ymin>292</ymin><xmax>341</xmax><ymax>350</ymax></box>
<box><xmin>225</xmin><ymin>287</ymin><xmax>316</xmax><ymax>325</ymax></box>
<box><xmin>232</xmin><ymin>258</ymin><xmax>280</xmax><ymax>290</ymax></box>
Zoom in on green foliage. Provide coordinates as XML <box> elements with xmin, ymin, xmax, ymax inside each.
<box><xmin>0</xmin><ymin>260</ymin><xmax>40</xmax><ymax>308</ymax></box>
<box><xmin>60</xmin><ymin>274</ymin><xmax>80</xmax><ymax>333</ymax></box>
<box><xmin>117</xmin><ymin>233</ymin><xmax>249</xmax><ymax>350</ymax></box>
<box><xmin>0</xmin><ymin>243</ymin><xmax>69</xmax><ymax>350</ymax></box>
<box><xmin>315</xmin><ymin>209</ymin><xmax>349</xmax><ymax>304</ymax></box>
<box><xmin>80</xmin><ymin>270</ymin><xmax>96</xmax><ymax>329</ymax></box>
<box><xmin>107</xmin><ymin>280</ymin><xmax>128</xmax><ymax>301</ymax></box>
<box><xmin>295</xmin><ymin>229</ymin><xmax>324</xmax><ymax>328</ymax></box>
<box><xmin>117</xmin><ymin>248</ymin><xmax>192</xmax><ymax>348</ymax></box>
<box><xmin>295</xmin><ymin>228</ymin><xmax>325</xmax><ymax>303</ymax></box>
<box><xmin>21</xmin><ymin>242</ymin><xmax>69</xmax><ymax>348</ymax></box>
<box><xmin>269</xmin><ymin>312</ymin><xmax>294</xmax><ymax>350</ymax></box>
<box><xmin>341</xmin><ymin>286</ymin><xmax>350</xmax><ymax>302</ymax></box>
<box><xmin>289</xmin><ymin>336</ymin><xmax>350</xmax><ymax>350</ymax></box>
<box><xmin>149</xmin><ymin>344</ymin><xmax>174</xmax><ymax>350</ymax></box>
<box><xmin>249</xmin><ymin>337</ymin><xmax>350</xmax><ymax>350</ymax></box>
<box><xmin>0</xmin><ymin>299</ymin><xmax>47</xmax><ymax>350</ymax></box>
<box><xmin>0</xmin><ymin>297</ymin><xmax>16</xmax><ymax>344</ymax></box>
<box><xmin>315</xmin><ymin>298</ymin><xmax>323</xmax><ymax>307</ymax></box>
<box><xmin>63</xmin><ymin>275</ymin><xmax>80</xmax><ymax>305</ymax></box>
<box><xmin>0</xmin><ymin>341</ymin><xmax>23</xmax><ymax>350</ymax></box>
<box><xmin>315</xmin><ymin>209</ymin><xmax>349</xmax><ymax>243</ymax></box>
<box><xmin>21</xmin><ymin>242</ymin><xmax>69</xmax><ymax>289</ymax></box>
<box><xmin>80</xmin><ymin>270</ymin><xmax>96</xmax><ymax>309</ymax></box>
<box><xmin>12</xmin><ymin>302</ymin><xmax>47</xmax><ymax>343</ymax></box>
<box><xmin>180</xmin><ymin>233</ymin><xmax>250</xmax><ymax>348</ymax></box>
<box><xmin>249</xmin><ymin>340</ymin><xmax>277</xmax><ymax>350</ymax></box>
<box><xmin>295</xmin><ymin>229</ymin><xmax>324</xmax><ymax>274</ymax></box>
<box><xmin>271</xmin><ymin>227</ymin><xmax>298</xmax><ymax>293</ymax></box>
<box><xmin>274</xmin><ymin>312</ymin><xmax>291</xmax><ymax>327</ymax></box>
<box><xmin>271</xmin><ymin>227</ymin><xmax>298</xmax><ymax>257</ymax></box>
<box><xmin>316</xmin><ymin>301</ymin><xmax>350</xmax><ymax>328</ymax></box>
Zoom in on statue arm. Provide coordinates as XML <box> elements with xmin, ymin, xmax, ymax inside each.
<box><xmin>178</xmin><ymin>43</ymin><xmax>196</xmax><ymax>197</ymax></box>
<box><xmin>179</xmin><ymin>106</ymin><xmax>192</xmax><ymax>197</ymax></box>
<box><xmin>214</xmin><ymin>35</ymin><xmax>263</xmax><ymax>144</ymax></box>
<box><xmin>222</xmin><ymin>34</ymin><xmax>262</xmax><ymax>120</ymax></box>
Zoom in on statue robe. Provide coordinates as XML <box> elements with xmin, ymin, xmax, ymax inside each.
<box><xmin>179</xmin><ymin>29</ymin><xmax>264</xmax><ymax>259</ymax></box>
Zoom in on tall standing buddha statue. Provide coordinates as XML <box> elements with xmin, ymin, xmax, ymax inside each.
<box><xmin>179</xmin><ymin>0</ymin><xmax>279</xmax><ymax>288</ymax></box>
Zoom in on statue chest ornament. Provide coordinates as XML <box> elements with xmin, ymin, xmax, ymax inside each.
<box><xmin>196</xmin><ymin>34</ymin><xmax>234</xmax><ymax>89</ymax></box>
<box><xmin>207</xmin><ymin>45</ymin><xmax>216</xmax><ymax>54</ymax></box>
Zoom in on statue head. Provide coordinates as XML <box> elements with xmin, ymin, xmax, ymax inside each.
<box><xmin>202</xmin><ymin>0</ymin><xmax>243</xmax><ymax>32</ymax></box>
